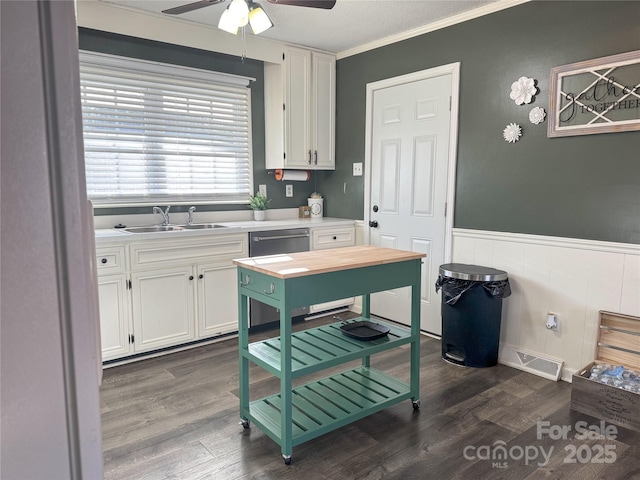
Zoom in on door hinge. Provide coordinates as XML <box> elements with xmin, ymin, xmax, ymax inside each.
<box><xmin>449</xmin><ymin>96</ymin><xmax>452</xmax><ymax>111</ymax></box>
<box><xmin>128</xmin><ymin>279</ymin><xmax>132</xmax><ymax>290</ymax></box>
<box><xmin>283</xmin><ymin>103</ymin><xmax>286</xmax><ymax>111</ymax></box>
<box><xmin>444</xmin><ymin>202</ymin><xmax>448</xmax><ymax>217</ymax></box>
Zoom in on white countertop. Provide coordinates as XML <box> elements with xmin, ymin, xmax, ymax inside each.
<box><xmin>95</xmin><ymin>217</ymin><xmax>355</xmax><ymax>245</ymax></box>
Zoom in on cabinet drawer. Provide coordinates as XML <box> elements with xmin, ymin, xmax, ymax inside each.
<box><xmin>96</xmin><ymin>247</ymin><xmax>126</xmax><ymax>275</ymax></box>
<box><xmin>238</xmin><ymin>270</ymin><xmax>283</xmax><ymax>303</ymax></box>
<box><xmin>130</xmin><ymin>234</ymin><xmax>248</xmax><ymax>270</ymax></box>
<box><xmin>311</xmin><ymin>227</ymin><xmax>355</xmax><ymax>250</ymax></box>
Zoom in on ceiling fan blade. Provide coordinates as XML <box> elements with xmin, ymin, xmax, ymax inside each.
<box><xmin>162</xmin><ymin>0</ymin><xmax>226</xmax><ymax>15</ymax></box>
<box><xmin>267</xmin><ymin>0</ymin><xmax>336</xmax><ymax>9</ymax></box>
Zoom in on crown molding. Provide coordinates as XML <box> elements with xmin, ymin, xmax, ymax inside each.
<box><xmin>336</xmin><ymin>0</ymin><xmax>530</xmax><ymax>60</ymax></box>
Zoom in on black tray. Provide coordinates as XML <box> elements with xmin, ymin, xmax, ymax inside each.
<box><xmin>340</xmin><ymin>321</ymin><xmax>390</xmax><ymax>341</ymax></box>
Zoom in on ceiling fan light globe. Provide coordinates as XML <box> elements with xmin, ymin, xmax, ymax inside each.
<box><xmin>218</xmin><ymin>8</ymin><xmax>239</xmax><ymax>34</ymax></box>
<box><xmin>228</xmin><ymin>0</ymin><xmax>249</xmax><ymax>26</ymax></box>
<box><xmin>248</xmin><ymin>4</ymin><xmax>273</xmax><ymax>34</ymax></box>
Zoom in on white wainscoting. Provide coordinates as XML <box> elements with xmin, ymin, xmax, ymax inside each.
<box><xmin>452</xmin><ymin>229</ymin><xmax>640</xmax><ymax>382</ymax></box>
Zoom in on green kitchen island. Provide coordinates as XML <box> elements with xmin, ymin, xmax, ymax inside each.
<box><xmin>233</xmin><ymin>245</ymin><xmax>425</xmax><ymax>464</ymax></box>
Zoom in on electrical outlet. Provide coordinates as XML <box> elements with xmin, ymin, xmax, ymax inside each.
<box><xmin>258</xmin><ymin>184</ymin><xmax>267</xmax><ymax>197</ymax></box>
<box><xmin>353</xmin><ymin>162</ymin><xmax>363</xmax><ymax>176</ymax></box>
<box><xmin>286</xmin><ymin>184</ymin><xmax>293</xmax><ymax>197</ymax></box>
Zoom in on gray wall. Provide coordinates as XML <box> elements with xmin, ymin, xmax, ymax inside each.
<box><xmin>79</xmin><ymin>28</ymin><xmax>318</xmax><ymax>215</ymax></box>
<box><xmin>326</xmin><ymin>1</ymin><xmax>640</xmax><ymax>244</ymax></box>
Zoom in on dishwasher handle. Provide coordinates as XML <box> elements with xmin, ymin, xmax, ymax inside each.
<box><xmin>252</xmin><ymin>233</ymin><xmax>310</xmax><ymax>242</ymax></box>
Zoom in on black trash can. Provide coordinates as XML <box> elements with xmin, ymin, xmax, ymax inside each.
<box><xmin>435</xmin><ymin>263</ymin><xmax>511</xmax><ymax>368</ymax></box>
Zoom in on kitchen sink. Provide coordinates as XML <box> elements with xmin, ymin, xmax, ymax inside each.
<box><xmin>124</xmin><ymin>225</ymin><xmax>185</xmax><ymax>233</ymax></box>
<box><xmin>181</xmin><ymin>223</ymin><xmax>230</xmax><ymax>230</ymax></box>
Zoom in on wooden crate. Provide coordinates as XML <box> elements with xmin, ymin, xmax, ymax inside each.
<box><xmin>571</xmin><ymin>311</ymin><xmax>640</xmax><ymax>432</ymax></box>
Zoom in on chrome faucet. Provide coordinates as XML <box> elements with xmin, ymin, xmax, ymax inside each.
<box><xmin>152</xmin><ymin>206</ymin><xmax>171</xmax><ymax>226</ymax></box>
<box><xmin>187</xmin><ymin>206</ymin><xmax>196</xmax><ymax>225</ymax></box>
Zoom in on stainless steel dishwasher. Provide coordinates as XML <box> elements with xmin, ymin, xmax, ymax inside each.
<box><xmin>249</xmin><ymin>228</ymin><xmax>310</xmax><ymax>328</ymax></box>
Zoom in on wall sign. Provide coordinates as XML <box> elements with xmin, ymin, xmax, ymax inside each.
<box><xmin>548</xmin><ymin>50</ymin><xmax>640</xmax><ymax>138</ymax></box>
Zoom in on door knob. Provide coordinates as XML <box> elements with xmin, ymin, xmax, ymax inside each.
<box><xmin>369</xmin><ymin>220</ymin><xmax>378</xmax><ymax>228</ymax></box>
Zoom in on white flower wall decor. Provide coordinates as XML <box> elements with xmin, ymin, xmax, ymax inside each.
<box><xmin>503</xmin><ymin>123</ymin><xmax>522</xmax><ymax>143</ymax></box>
<box><xmin>529</xmin><ymin>107</ymin><xmax>546</xmax><ymax>124</ymax></box>
<box><xmin>510</xmin><ymin>76</ymin><xmax>538</xmax><ymax>105</ymax></box>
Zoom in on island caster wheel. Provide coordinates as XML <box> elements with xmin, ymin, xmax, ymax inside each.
<box><xmin>239</xmin><ymin>419</ymin><xmax>250</xmax><ymax>429</ymax></box>
<box><xmin>412</xmin><ymin>400</ymin><xmax>420</xmax><ymax>410</ymax></box>
<box><xmin>282</xmin><ymin>454</ymin><xmax>292</xmax><ymax>465</ymax></box>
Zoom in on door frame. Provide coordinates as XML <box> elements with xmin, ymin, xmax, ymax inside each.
<box><xmin>363</xmin><ymin>62</ymin><xmax>460</xmax><ymax>264</ymax></box>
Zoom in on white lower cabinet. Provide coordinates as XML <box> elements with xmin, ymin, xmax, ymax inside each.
<box><xmin>309</xmin><ymin>226</ymin><xmax>356</xmax><ymax>314</ymax></box>
<box><xmin>97</xmin><ymin>273</ymin><xmax>132</xmax><ymax>361</ymax></box>
<box><xmin>96</xmin><ymin>233</ymin><xmax>247</xmax><ymax>362</ymax></box>
<box><xmin>197</xmin><ymin>262</ymin><xmax>239</xmax><ymax>338</ymax></box>
<box><xmin>130</xmin><ymin>266</ymin><xmax>195</xmax><ymax>353</ymax></box>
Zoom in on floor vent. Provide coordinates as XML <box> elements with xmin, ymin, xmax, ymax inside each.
<box><xmin>500</xmin><ymin>346</ymin><xmax>563</xmax><ymax>381</ymax></box>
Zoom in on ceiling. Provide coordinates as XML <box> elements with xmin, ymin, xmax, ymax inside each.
<box><xmin>102</xmin><ymin>0</ymin><xmax>501</xmax><ymax>54</ymax></box>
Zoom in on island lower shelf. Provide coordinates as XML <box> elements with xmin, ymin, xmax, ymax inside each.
<box><xmin>244</xmin><ymin>366</ymin><xmax>411</xmax><ymax>447</ymax></box>
<box><xmin>245</xmin><ymin>318</ymin><xmax>412</xmax><ymax>378</ymax></box>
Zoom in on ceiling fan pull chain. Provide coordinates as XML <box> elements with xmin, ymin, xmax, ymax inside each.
<box><xmin>241</xmin><ymin>26</ymin><xmax>246</xmax><ymax>62</ymax></box>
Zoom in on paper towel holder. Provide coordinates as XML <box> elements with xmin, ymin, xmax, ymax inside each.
<box><xmin>270</xmin><ymin>169</ymin><xmax>311</xmax><ymax>182</ymax></box>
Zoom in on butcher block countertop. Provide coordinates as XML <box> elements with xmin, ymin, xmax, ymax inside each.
<box><xmin>233</xmin><ymin>245</ymin><xmax>425</xmax><ymax>279</ymax></box>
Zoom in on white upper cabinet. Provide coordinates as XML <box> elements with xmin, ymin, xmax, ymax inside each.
<box><xmin>265</xmin><ymin>46</ymin><xmax>335</xmax><ymax>170</ymax></box>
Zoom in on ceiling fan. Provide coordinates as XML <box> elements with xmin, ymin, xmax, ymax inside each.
<box><xmin>162</xmin><ymin>0</ymin><xmax>336</xmax><ymax>35</ymax></box>
<box><xmin>162</xmin><ymin>0</ymin><xmax>336</xmax><ymax>15</ymax></box>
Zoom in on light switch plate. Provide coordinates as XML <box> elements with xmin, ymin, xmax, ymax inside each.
<box><xmin>286</xmin><ymin>184</ymin><xmax>293</xmax><ymax>197</ymax></box>
<box><xmin>353</xmin><ymin>162</ymin><xmax>363</xmax><ymax>176</ymax></box>
<box><xmin>258</xmin><ymin>184</ymin><xmax>267</xmax><ymax>197</ymax></box>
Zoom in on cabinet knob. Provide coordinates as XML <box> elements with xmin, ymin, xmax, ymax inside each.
<box><xmin>101</xmin><ymin>258</ymin><xmax>107</xmax><ymax>264</ymax></box>
<box><xmin>199</xmin><ymin>274</ymin><xmax>204</xmax><ymax>279</ymax></box>
<box><xmin>189</xmin><ymin>275</ymin><xmax>194</xmax><ymax>281</ymax></box>
<box><xmin>333</xmin><ymin>236</ymin><xmax>337</xmax><ymax>240</ymax></box>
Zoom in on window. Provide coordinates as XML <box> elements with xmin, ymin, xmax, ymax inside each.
<box><xmin>79</xmin><ymin>51</ymin><xmax>254</xmax><ymax>206</ymax></box>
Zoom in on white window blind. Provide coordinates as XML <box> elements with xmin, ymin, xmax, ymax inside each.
<box><xmin>79</xmin><ymin>51</ymin><xmax>254</xmax><ymax>205</ymax></box>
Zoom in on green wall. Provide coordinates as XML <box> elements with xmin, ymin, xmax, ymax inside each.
<box><xmin>78</xmin><ymin>28</ymin><xmax>317</xmax><ymax>216</ymax></box>
<box><xmin>328</xmin><ymin>1</ymin><xmax>640</xmax><ymax>244</ymax></box>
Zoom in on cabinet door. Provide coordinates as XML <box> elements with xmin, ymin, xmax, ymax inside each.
<box><xmin>312</xmin><ymin>52</ymin><xmax>335</xmax><ymax>169</ymax></box>
<box><xmin>284</xmin><ymin>46</ymin><xmax>312</xmax><ymax>168</ymax></box>
<box><xmin>97</xmin><ymin>274</ymin><xmax>132</xmax><ymax>361</ymax></box>
<box><xmin>197</xmin><ymin>263</ymin><xmax>238</xmax><ymax>338</ymax></box>
<box><xmin>131</xmin><ymin>266</ymin><xmax>195</xmax><ymax>353</ymax></box>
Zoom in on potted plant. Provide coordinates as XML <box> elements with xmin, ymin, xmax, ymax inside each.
<box><xmin>248</xmin><ymin>191</ymin><xmax>270</xmax><ymax>221</ymax></box>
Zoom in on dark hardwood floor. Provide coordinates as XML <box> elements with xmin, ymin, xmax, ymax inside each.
<box><xmin>100</xmin><ymin>314</ymin><xmax>640</xmax><ymax>479</ymax></box>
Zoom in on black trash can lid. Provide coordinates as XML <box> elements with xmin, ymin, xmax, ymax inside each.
<box><xmin>439</xmin><ymin>263</ymin><xmax>508</xmax><ymax>281</ymax></box>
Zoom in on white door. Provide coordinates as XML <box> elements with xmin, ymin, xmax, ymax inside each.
<box><xmin>312</xmin><ymin>51</ymin><xmax>336</xmax><ymax>169</ymax></box>
<box><xmin>367</xmin><ymin>68</ymin><xmax>457</xmax><ymax>335</ymax></box>
<box><xmin>131</xmin><ymin>266</ymin><xmax>195</xmax><ymax>353</ymax></box>
<box><xmin>284</xmin><ymin>46</ymin><xmax>312</xmax><ymax>168</ymax></box>
<box><xmin>97</xmin><ymin>274</ymin><xmax>132</xmax><ymax>361</ymax></box>
<box><xmin>197</xmin><ymin>263</ymin><xmax>238</xmax><ymax>338</ymax></box>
